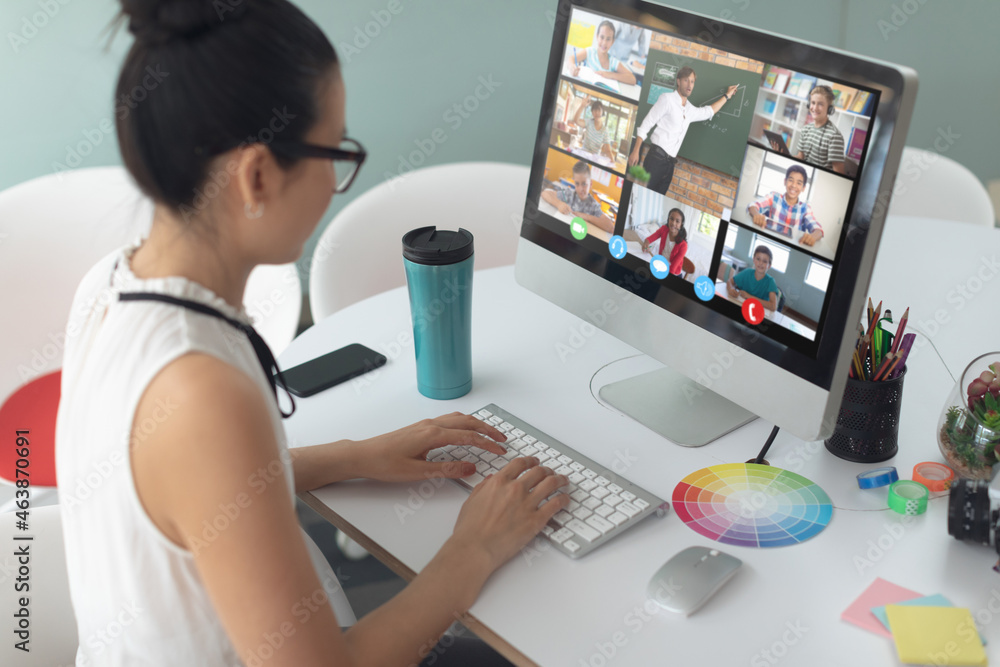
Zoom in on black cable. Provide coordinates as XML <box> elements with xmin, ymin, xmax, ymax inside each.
<box><xmin>754</xmin><ymin>425</ymin><xmax>780</xmax><ymax>464</ymax></box>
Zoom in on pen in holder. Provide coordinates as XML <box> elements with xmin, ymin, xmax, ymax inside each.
<box><xmin>825</xmin><ymin>367</ymin><xmax>906</xmax><ymax>463</ymax></box>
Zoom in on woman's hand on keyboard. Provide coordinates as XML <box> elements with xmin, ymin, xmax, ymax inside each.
<box><xmin>354</xmin><ymin>412</ymin><xmax>508</xmax><ymax>483</ymax></box>
<box><xmin>450</xmin><ymin>457</ymin><xmax>571</xmax><ymax>571</ymax></box>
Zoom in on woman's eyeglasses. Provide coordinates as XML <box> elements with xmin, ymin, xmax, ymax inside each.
<box><xmin>269</xmin><ymin>138</ymin><xmax>367</xmax><ymax>193</ymax></box>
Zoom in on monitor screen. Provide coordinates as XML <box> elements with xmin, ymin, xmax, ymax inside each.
<box><xmin>517</xmin><ymin>0</ymin><xmax>916</xmax><ymax>441</ymax></box>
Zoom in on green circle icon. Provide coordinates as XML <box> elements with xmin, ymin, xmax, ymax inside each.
<box><xmin>570</xmin><ymin>217</ymin><xmax>587</xmax><ymax>240</ymax></box>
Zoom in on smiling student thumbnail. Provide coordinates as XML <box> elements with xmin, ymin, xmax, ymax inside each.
<box><xmin>747</xmin><ymin>164</ymin><xmax>824</xmax><ymax>247</ymax></box>
<box><xmin>541</xmin><ymin>160</ymin><xmax>614</xmax><ymax>233</ymax></box>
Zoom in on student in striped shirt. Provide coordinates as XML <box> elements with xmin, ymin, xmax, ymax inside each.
<box><xmin>572</xmin><ymin>96</ymin><xmax>614</xmax><ymax>162</ymax></box>
<box><xmin>565</xmin><ymin>20</ymin><xmax>637</xmax><ymax>87</ymax></box>
<box><xmin>792</xmin><ymin>85</ymin><xmax>846</xmax><ymax>174</ymax></box>
<box><xmin>747</xmin><ymin>164</ymin><xmax>825</xmax><ymax>247</ymax></box>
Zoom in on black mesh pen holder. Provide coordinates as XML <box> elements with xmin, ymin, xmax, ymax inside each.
<box><xmin>825</xmin><ymin>368</ymin><xmax>906</xmax><ymax>463</ymax></box>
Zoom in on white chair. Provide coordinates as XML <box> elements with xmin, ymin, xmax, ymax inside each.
<box><xmin>887</xmin><ymin>147</ymin><xmax>996</xmax><ymax>225</ymax></box>
<box><xmin>0</xmin><ymin>167</ymin><xmax>302</xmax><ymax>512</ymax></box>
<box><xmin>309</xmin><ymin>161</ymin><xmax>530</xmax><ymax>321</ymax></box>
<box><xmin>0</xmin><ymin>506</ymin><xmax>77</xmax><ymax>666</ymax></box>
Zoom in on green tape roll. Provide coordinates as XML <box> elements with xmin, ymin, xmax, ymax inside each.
<box><xmin>888</xmin><ymin>480</ymin><xmax>929</xmax><ymax>515</ymax></box>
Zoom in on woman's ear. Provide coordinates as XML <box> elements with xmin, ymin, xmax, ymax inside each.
<box><xmin>233</xmin><ymin>143</ymin><xmax>272</xmax><ymax>212</ymax></box>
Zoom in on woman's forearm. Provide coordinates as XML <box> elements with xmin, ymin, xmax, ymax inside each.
<box><xmin>290</xmin><ymin>440</ymin><xmax>366</xmax><ymax>492</ymax></box>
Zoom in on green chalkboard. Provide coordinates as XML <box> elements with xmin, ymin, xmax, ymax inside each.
<box><xmin>637</xmin><ymin>50</ymin><xmax>761</xmax><ymax>178</ymax></box>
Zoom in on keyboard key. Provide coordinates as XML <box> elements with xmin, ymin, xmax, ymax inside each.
<box><xmin>475</xmin><ymin>461</ymin><xmax>491</xmax><ymax>474</ymax></box>
<box><xmin>570</xmin><ymin>489</ymin><xmax>589</xmax><ymax>503</ymax></box>
<box><xmin>502</xmin><ymin>449</ymin><xmax>518</xmax><ymax>460</ymax></box>
<box><xmin>594</xmin><ymin>504</ymin><xmax>614</xmax><ymax>518</ymax></box>
<box><xmin>542</xmin><ymin>459</ymin><xmax>560</xmax><ymax>470</ymax></box>
<box><xmin>621</xmin><ymin>491</ymin><xmax>636</xmax><ymax>502</ymax></box>
<box><xmin>566</xmin><ymin>499</ymin><xmax>581</xmax><ymax>512</ymax></box>
<box><xmin>563</xmin><ymin>540</ymin><xmax>580</xmax><ymax>554</ymax></box>
<box><xmin>582</xmin><ymin>469</ymin><xmax>598</xmax><ymax>479</ymax></box>
<box><xmin>604</xmin><ymin>494</ymin><xmax>623</xmax><ymax>507</ymax></box>
<box><xmin>555</xmin><ymin>465</ymin><xmax>573</xmax><ymax>476</ymax></box>
<box><xmin>572</xmin><ymin>507</ymin><xmax>593</xmax><ymax>521</ymax></box>
<box><xmin>541</xmin><ymin>525</ymin><xmax>554</xmax><ymax>537</ymax></box>
<box><xmin>552</xmin><ymin>528</ymin><xmax>574</xmax><ymax>544</ymax></box>
<box><xmin>568</xmin><ymin>472</ymin><xmax>585</xmax><ymax>485</ymax></box>
<box><xmin>582</xmin><ymin>497</ymin><xmax>601</xmax><ymax>510</ymax></box>
<box><xmin>570</xmin><ymin>462</ymin><xmax>586</xmax><ymax>472</ymax></box>
<box><xmin>553</xmin><ymin>510</ymin><xmax>573</xmax><ymax>526</ymax></box>
<box><xmin>591</xmin><ymin>486</ymin><xmax>611</xmax><ymax>500</ymax></box>
<box><xmin>461</xmin><ymin>454</ymin><xmax>478</xmax><ymax>465</ymax></box>
<box><xmin>507</xmin><ymin>439</ymin><xmax>526</xmax><ymax>451</ymax></box>
<box><xmin>634</xmin><ymin>498</ymin><xmax>650</xmax><ymax>510</ymax></box>
<box><xmin>511</xmin><ymin>428</ymin><xmax>525</xmax><ymax>438</ymax></box>
<box><xmin>557</xmin><ymin>455</ymin><xmax>572</xmax><ymax>465</ymax></box>
<box><xmin>595</xmin><ymin>476</ymin><xmax>610</xmax><ymax>486</ymax></box>
<box><xmin>492</xmin><ymin>458</ymin><xmax>509</xmax><ymax>471</ymax></box>
<box><xmin>521</xmin><ymin>435</ymin><xmax>537</xmax><ymax>445</ymax></box>
<box><xmin>534</xmin><ymin>441</ymin><xmax>548</xmax><ymax>451</ymax></box>
<box><xmin>466</xmin><ymin>472</ymin><xmax>486</xmax><ymax>486</ymax></box>
<box><xmin>452</xmin><ymin>447</ymin><xmax>469</xmax><ymax>458</ymax></box>
<box><xmin>477</xmin><ymin>409</ymin><xmax>492</xmax><ymax>418</ymax></box>
<box><xmin>479</xmin><ymin>451</ymin><xmax>498</xmax><ymax>463</ymax></box>
<box><xmin>586</xmin><ymin>515</ymin><xmax>614</xmax><ymax>535</ymax></box>
<box><xmin>608</xmin><ymin>511</ymin><xmax>628</xmax><ymax>526</ymax></box>
<box><xmin>499</xmin><ymin>421</ymin><xmax>514</xmax><ymax>432</ymax></box>
<box><xmin>520</xmin><ymin>445</ymin><xmax>538</xmax><ymax>457</ymax></box>
<box><xmin>473</xmin><ymin>414</ymin><xmax>485</xmax><ymax>421</ymax></box>
<box><xmin>488</xmin><ymin>416</ymin><xmax>503</xmax><ymax>425</ymax></box>
<box><xmin>566</xmin><ymin>519</ymin><xmax>601</xmax><ymax>542</ymax></box>
<box><xmin>534</xmin><ymin>450</ymin><xmax>551</xmax><ymax>462</ymax></box>
<box><xmin>608</xmin><ymin>483</ymin><xmax>623</xmax><ymax>494</ymax></box>
<box><xmin>618</xmin><ymin>501</ymin><xmax>640</xmax><ymax>518</ymax></box>
<box><xmin>579</xmin><ymin>479</ymin><xmax>597</xmax><ymax>492</ymax></box>
<box><xmin>546</xmin><ymin>447</ymin><xmax>561</xmax><ymax>458</ymax></box>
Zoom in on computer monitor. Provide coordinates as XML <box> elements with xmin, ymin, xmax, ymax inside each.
<box><xmin>515</xmin><ymin>0</ymin><xmax>917</xmax><ymax>444</ymax></box>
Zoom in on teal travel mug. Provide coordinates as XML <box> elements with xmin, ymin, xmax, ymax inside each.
<box><xmin>402</xmin><ymin>227</ymin><xmax>474</xmax><ymax>399</ymax></box>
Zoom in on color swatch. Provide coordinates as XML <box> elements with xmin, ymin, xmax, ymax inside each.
<box><xmin>672</xmin><ymin>463</ymin><xmax>833</xmax><ymax>547</ymax></box>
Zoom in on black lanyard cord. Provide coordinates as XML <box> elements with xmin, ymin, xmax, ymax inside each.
<box><xmin>118</xmin><ymin>292</ymin><xmax>296</xmax><ymax>418</ymax></box>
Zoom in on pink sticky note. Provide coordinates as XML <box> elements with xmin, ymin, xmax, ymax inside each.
<box><xmin>841</xmin><ymin>578</ymin><xmax>922</xmax><ymax>638</ymax></box>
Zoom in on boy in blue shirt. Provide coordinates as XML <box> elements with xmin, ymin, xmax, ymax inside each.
<box><xmin>727</xmin><ymin>245</ymin><xmax>779</xmax><ymax>312</ymax></box>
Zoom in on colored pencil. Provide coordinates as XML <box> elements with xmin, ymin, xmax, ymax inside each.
<box><xmin>886</xmin><ymin>333</ymin><xmax>915</xmax><ymax>380</ymax></box>
<box><xmin>872</xmin><ymin>352</ymin><xmax>895</xmax><ymax>381</ymax></box>
<box><xmin>889</xmin><ymin>307</ymin><xmax>909</xmax><ymax>355</ymax></box>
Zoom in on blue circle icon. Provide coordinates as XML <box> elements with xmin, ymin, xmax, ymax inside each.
<box><xmin>694</xmin><ymin>276</ymin><xmax>714</xmax><ymax>302</ymax></box>
<box><xmin>649</xmin><ymin>254</ymin><xmax>670</xmax><ymax>279</ymax></box>
<box><xmin>609</xmin><ymin>235</ymin><xmax>627</xmax><ymax>259</ymax></box>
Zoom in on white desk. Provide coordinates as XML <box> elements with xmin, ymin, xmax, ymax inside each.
<box><xmin>282</xmin><ymin>216</ymin><xmax>1000</xmax><ymax>666</ymax></box>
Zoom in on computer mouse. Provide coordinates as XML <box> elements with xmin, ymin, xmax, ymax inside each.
<box><xmin>646</xmin><ymin>546</ymin><xmax>742</xmax><ymax>616</ymax></box>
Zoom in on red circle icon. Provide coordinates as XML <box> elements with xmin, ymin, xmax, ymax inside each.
<box><xmin>742</xmin><ymin>298</ymin><xmax>765</xmax><ymax>325</ymax></box>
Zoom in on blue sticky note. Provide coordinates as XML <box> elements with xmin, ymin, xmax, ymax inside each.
<box><xmin>873</xmin><ymin>595</ymin><xmax>987</xmax><ymax>645</ymax></box>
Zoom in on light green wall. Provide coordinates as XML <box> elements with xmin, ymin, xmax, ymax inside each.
<box><xmin>3</xmin><ymin>0</ymin><xmax>996</xmax><ymax>289</ymax></box>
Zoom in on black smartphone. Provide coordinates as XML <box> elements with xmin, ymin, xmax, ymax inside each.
<box><xmin>279</xmin><ymin>343</ymin><xmax>387</xmax><ymax>397</ymax></box>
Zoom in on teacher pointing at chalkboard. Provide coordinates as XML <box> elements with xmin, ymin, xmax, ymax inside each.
<box><xmin>627</xmin><ymin>66</ymin><xmax>738</xmax><ymax>195</ymax></box>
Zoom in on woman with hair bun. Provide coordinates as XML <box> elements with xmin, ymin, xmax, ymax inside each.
<box><xmin>56</xmin><ymin>2</ymin><xmax>567</xmax><ymax>665</ymax></box>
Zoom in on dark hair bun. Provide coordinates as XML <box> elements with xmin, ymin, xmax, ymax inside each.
<box><xmin>121</xmin><ymin>0</ymin><xmax>247</xmax><ymax>44</ymax></box>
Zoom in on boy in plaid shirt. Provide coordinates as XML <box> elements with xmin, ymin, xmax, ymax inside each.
<box><xmin>747</xmin><ymin>165</ymin><xmax>824</xmax><ymax>247</ymax></box>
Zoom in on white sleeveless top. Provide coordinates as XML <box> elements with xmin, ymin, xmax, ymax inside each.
<box><xmin>55</xmin><ymin>242</ymin><xmax>354</xmax><ymax>667</ymax></box>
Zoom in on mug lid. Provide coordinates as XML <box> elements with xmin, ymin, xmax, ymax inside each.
<box><xmin>402</xmin><ymin>226</ymin><xmax>474</xmax><ymax>265</ymax></box>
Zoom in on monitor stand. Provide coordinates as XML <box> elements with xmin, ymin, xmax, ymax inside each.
<box><xmin>598</xmin><ymin>366</ymin><xmax>756</xmax><ymax>447</ymax></box>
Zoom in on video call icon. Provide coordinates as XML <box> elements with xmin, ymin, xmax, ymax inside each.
<box><xmin>570</xmin><ymin>217</ymin><xmax>587</xmax><ymax>240</ymax></box>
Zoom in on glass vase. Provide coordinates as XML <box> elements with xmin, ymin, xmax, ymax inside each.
<box><xmin>937</xmin><ymin>352</ymin><xmax>1000</xmax><ymax>481</ymax></box>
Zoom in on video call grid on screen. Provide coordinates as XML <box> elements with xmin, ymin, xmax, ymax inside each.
<box><xmin>531</xmin><ymin>1</ymin><xmax>880</xmax><ymax>359</ymax></box>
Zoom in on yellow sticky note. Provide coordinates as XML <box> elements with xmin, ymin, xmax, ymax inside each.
<box><xmin>886</xmin><ymin>605</ymin><xmax>987</xmax><ymax>666</ymax></box>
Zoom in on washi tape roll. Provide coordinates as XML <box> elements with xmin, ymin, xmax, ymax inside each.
<box><xmin>888</xmin><ymin>480</ymin><xmax>929</xmax><ymax>516</ymax></box>
<box><xmin>857</xmin><ymin>466</ymin><xmax>899</xmax><ymax>489</ymax></box>
<box><xmin>912</xmin><ymin>462</ymin><xmax>954</xmax><ymax>492</ymax></box>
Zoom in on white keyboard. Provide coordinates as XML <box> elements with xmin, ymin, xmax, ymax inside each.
<box><xmin>428</xmin><ymin>404</ymin><xmax>669</xmax><ymax>559</ymax></box>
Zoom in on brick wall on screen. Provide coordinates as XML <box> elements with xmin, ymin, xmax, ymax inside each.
<box><xmin>649</xmin><ymin>34</ymin><xmax>763</xmax><ymax>217</ymax></box>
